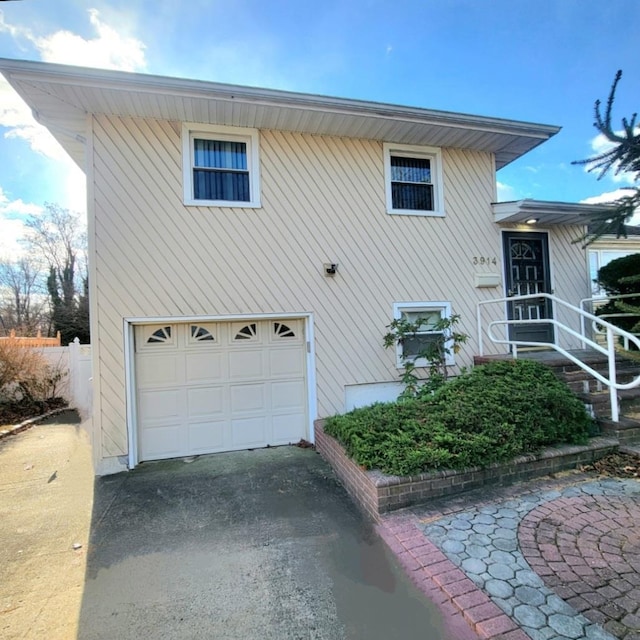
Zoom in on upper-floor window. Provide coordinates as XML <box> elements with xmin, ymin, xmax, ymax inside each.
<box><xmin>383</xmin><ymin>143</ymin><xmax>444</xmax><ymax>217</ymax></box>
<box><xmin>182</xmin><ymin>124</ymin><xmax>261</xmax><ymax>207</ymax></box>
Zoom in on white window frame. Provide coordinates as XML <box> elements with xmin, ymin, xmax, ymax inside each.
<box><xmin>588</xmin><ymin>248</ymin><xmax>638</xmax><ymax>297</ymax></box>
<box><xmin>182</xmin><ymin>123</ymin><xmax>261</xmax><ymax>208</ymax></box>
<box><xmin>392</xmin><ymin>301</ymin><xmax>454</xmax><ymax>368</ymax></box>
<box><xmin>383</xmin><ymin>143</ymin><xmax>444</xmax><ymax>217</ymax></box>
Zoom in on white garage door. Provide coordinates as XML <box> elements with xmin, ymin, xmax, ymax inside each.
<box><xmin>134</xmin><ymin>319</ymin><xmax>308</xmax><ymax>461</ymax></box>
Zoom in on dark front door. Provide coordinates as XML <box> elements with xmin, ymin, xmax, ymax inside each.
<box><xmin>503</xmin><ymin>231</ymin><xmax>554</xmax><ymax>344</ymax></box>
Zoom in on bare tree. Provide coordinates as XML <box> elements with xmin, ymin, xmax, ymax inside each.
<box><xmin>0</xmin><ymin>256</ymin><xmax>47</xmax><ymax>335</ymax></box>
<box><xmin>25</xmin><ymin>203</ymin><xmax>89</xmax><ymax>343</ymax></box>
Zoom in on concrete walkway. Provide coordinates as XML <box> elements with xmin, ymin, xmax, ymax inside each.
<box><xmin>378</xmin><ymin>471</ymin><xmax>640</xmax><ymax>640</ymax></box>
<box><xmin>1</xmin><ymin>420</ymin><xmax>470</xmax><ymax>640</ymax></box>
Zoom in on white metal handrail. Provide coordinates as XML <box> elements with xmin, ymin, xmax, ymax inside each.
<box><xmin>477</xmin><ymin>292</ymin><xmax>640</xmax><ymax>422</ymax></box>
<box><xmin>580</xmin><ymin>293</ymin><xmax>640</xmax><ymax>350</ymax></box>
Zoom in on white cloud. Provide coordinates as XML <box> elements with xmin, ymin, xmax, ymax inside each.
<box><xmin>581</xmin><ymin>189</ymin><xmax>634</xmax><ymax>206</ymax></box>
<box><xmin>0</xmin><ymin>187</ymin><xmax>43</xmax><ymax>259</ymax></box>
<box><xmin>61</xmin><ymin>164</ymin><xmax>87</xmax><ymax>214</ymax></box>
<box><xmin>581</xmin><ymin>188</ymin><xmax>640</xmax><ymax>226</ymax></box>
<box><xmin>0</xmin><ymin>10</ymin><xmax>147</xmax><ymax>161</ymax></box>
<box><xmin>0</xmin><ymin>79</ymin><xmax>68</xmax><ymax>162</ymax></box>
<box><xmin>588</xmin><ymin>131</ymin><xmax>639</xmax><ymax>185</ymax></box>
<box><xmin>36</xmin><ymin>9</ymin><xmax>146</xmax><ymax>71</ymax></box>
<box><xmin>0</xmin><ymin>8</ymin><xmax>146</xmax><ymax>71</ymax></box>
<box><xmin>0</xmin><ymin>8</ymin><xmax>146</xmax><ymax>216</ymax></box>
<box><xmin>496</xmin><ymin>181</ymin><xmax>518</xmax><ymax>202</ymax></box>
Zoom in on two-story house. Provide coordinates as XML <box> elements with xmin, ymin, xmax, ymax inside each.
<box><xmin>0</xmin><ymin>59</ymin><xmax>602</xmax><ymax>475</ymax></box>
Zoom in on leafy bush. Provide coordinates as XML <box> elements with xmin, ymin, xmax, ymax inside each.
<box><xmin>324</xmin><ymin>360</ymin><xmax>591</xmax><ymax>476</ymax></box>
<box><xmin>383</xmin><ymin>313</ymin><xmax>468</xmax><ymax>398</ymax></box>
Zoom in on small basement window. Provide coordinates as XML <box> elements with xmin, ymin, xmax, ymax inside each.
<box><xmin>182</xmin><ymin>124</ymin><xmax>261</xmax><ymax>207</ymax></box>
<box><xmin>384</xmin><ymin>143</ymin><xmax>444</xmax><ymax>216</ymax></box>
<box><xmin>392</xmin><ymin>301</ymin><xmax>454</xmax><ymax>368</ymax></box>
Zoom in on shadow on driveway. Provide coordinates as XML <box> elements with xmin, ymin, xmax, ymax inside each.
<box><xmin>77</xmin><ymin>446</ymin><xmax>460</xmax><ymax>639</ymax></box>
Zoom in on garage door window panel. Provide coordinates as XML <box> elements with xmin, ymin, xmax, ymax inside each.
<box><xmin>233</xmin><ymin>322</ymin><xmax>259</xmax><ymax>342</ymax></box>
<box><xmin>137</xmin><ymin>325</ymin><xmax>177</xmax><ymax>350</ymax></box>
<box><xmin>190</xmin><ymin>325</ymin><xmax>215</xmax><ymax>342</ymax></box>
<box><xmin>269</xmin><ymin>320</ymin><xmax>303</xmax><ymax>345</ymax></box>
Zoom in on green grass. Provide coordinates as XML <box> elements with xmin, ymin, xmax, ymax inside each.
<box><xmin>324</xmin><ymin>360</ymin><xmax>592</xmax><ymax>476</ymax></box>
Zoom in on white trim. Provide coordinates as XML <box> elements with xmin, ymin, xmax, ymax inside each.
<box><xmin>305</xmin><ymin>315</ymin><xmax>318</xmax><ymax>443</ymax></box>
<box><xmin>125</xmin><ymin>311</ymin><xmax>309</xmax><ymax>325</ymax></box>
<box><xmin>85</xmin><ymin>114</ymin><xmax>103</xmax><ymax>473</ymax></box>
<box><xmin>383</xmin><ymin>142</ymin><xmax>444</xmax><ymax>217</ymax></box>
<box><xmin>124</xmin><ymin>312</ymin><xmax>316</xmax><ymax>468</ymax></box>
<box><xmin>392</xmin><ymin>301</ymin><xmax>454</xmax><ymax>368</ymax></box>
<box><xmin>181</xmin><ymin>123</ymin><xmax>261</xmax><ymax>208</ymax></box>
<box><xmin>124</xmin><ymin>320</ymin><xmax>138</xmax><ymax>470</ymax></box>
<box><xmin>588</xmin><ymin>247</ymin><xmax>640</xmax><ymax>297</ymax></box>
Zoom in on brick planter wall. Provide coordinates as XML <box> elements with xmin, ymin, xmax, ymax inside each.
<box><xmin>315</xmin><ymin>419</ymin><xmax>618</xmax><ymax>522</ymax></box>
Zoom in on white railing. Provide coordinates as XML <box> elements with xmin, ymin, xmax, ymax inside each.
<box><xmin>477</xmin><ymin>293</ymin><xmax>640</xmax><ymax>422</ymax></box>
<box><xmin>580</xmin><ymin>293</ymin><xmax>640</xmax><ymax>351</ymax></box>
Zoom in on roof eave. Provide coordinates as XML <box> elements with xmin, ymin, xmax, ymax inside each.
<box><xmin>0</xmin><ymin>58</ymin><xmax>561</xmax><ymax>170</ymax></box>
<box><xmin>492</xmin><ymin>199</ymin><xmax>613</xmax><ymax>226</ymax></box>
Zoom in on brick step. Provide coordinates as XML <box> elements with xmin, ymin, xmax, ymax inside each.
<box><xmin>473</xmin><ymin>351</ymin><xmax>640</xmax><ymax>444</ymax></box>
<box><xmin>549</xmin><ymin>361</ymin><xmax>640</xmax><ymax>381</ymax></box>
<box><xmin>597</xmin><ymin>416</ymin><xmax>640</xmax><ymax>445</ymax></box>
<box><xmin>563</xmin><ymin>374</ymin><xmax>639</xmax><ymax>395</ymax></box>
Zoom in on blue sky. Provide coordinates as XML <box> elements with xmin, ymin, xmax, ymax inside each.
<box><xmin>0</xmin><ymin>0</ymin><xmax>638</xmax><ymax>256</ymax></box>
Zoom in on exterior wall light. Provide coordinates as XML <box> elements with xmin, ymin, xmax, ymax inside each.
<box><xmin>525</xmin><ymin>218</ymin><xmax>539</xmax><ymax>225</ymax></box>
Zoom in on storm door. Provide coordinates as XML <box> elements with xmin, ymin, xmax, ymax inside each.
<box><xmin>503</xmin><ymin>232</ymin><xmax>554</xmax><ymax>344</ymax></box>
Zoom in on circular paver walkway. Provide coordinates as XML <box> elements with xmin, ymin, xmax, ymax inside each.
<box><xmin>521</xmin><ymin>495</ymin><xmax>640</xmax><ymax>639</ymax></box>
<box><xmin>419</xmin><ymin>478</ymin><xmax>640</xmax><ymax>640</ymax></box>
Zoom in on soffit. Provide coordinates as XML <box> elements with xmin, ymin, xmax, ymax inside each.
<box><xmin>0</xmin><ymin>59</ymin><xmax>560</xmax><ymax>171</ymax></box>
<box><xmin>492</xmin><ymin>200</ymin><xmax>611</xmax><ymax>226</ymax></box>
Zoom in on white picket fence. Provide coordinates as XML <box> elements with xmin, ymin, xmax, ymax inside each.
<box><xmin>39</xmin><ymin>338</ymin><xmax>92</xmax><ymax>418</ymax></box>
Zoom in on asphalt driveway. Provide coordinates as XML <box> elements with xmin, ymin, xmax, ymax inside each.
<box><xmin>1</xmin><ymin>419</ymin><xmax>470</xmax><ymax>639</ymax></box>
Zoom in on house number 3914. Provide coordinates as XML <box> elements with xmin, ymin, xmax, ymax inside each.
<box><xmin>472</xmin><ymin>257</ymin><xmax>498</xmax><ymax>265</ymax></box>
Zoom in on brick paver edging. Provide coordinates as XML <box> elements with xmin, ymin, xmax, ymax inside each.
<box><xmin>314</xmin><ymin>419</ymin><xmax>618</xmax><ymax>521</ymax></box>
<box><xmin>378</xmin><ymin>477</ymin><xmax>640</xmax><ymax>640</ymax></box>
<box><xmin>376</xmin><ymin>512</ymin><xmax>525</xmax><ymax>639</ymax></box>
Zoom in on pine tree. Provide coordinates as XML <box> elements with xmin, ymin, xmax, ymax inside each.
<box><xmin>574</xmin><ymin>70</ymin><xmax>640</xmax><ymax>244</ymax></box>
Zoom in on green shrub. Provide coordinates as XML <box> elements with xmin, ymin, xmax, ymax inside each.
<box><xmin>595</xmin><ymin>253</ymin><xmax>640</xmax><ymax>336</ymax></box>
<box><xmin>324</xmin><ymin>360</ymin><xmax>591</xmax><ymax>476</ymax></box>
<box><xmin>596</xmin><ymin>253</ymin><xmax>640</xmax><ymax>297</ymax></box>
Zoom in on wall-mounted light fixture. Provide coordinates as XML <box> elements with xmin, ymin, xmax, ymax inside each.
<box><xmin>323</xmin><ymin>263</ymin><xmax>338</xmax><ymax>277</ymax></box>
<box><xmin>525</xmin><ymin>218</ymin><xmax>539</xmax><ymax>225</ymax></box>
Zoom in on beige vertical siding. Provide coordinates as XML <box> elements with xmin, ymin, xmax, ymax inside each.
<box><xmin>89</xmin><ymin>115</ymin><xmax>542</xmax><ymax>462</ymax></box>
